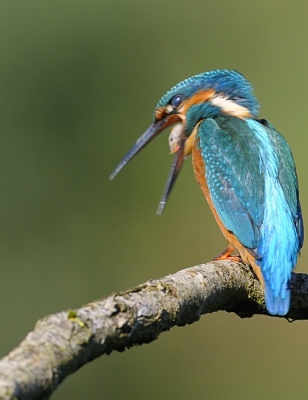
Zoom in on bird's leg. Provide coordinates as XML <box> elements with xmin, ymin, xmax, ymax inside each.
<box><xmin>213</xmin><ymin>247</ymin><xmax>242</xmax><ymax>262</ymax></box>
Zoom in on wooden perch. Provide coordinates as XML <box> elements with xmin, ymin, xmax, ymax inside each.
<box><xmin>0</xmin><ymin>260</ymin><xmax>308</xmax><ymax>400</ymax></box>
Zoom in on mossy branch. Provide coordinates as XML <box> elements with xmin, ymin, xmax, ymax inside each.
<box><xmin>0</xmin><ymin>260</ymin><xmax>308</xmax><ymax>400</ymax></box>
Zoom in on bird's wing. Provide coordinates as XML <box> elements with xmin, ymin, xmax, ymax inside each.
<box><xmin>197</xmin><ymin>116</ymin><xmax>304</xmax><ymax>258</ymax></box>
<box><xmin>197</xmin><ymin>116</ymin><xmax>265</xmax><ymax>250</ymax></box>
<box><xmin>260</xmin><ymin>119</ymin><xmax>304</xmax><ymax>250</ymax></box>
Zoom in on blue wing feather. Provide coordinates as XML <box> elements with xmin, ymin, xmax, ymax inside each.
<box><xmin>197</xmin><ymin>116</ymin><xmax>303</xmax><ymax>315</ymax></box>
<box><xmin>197</xmin><ymin>117</ymin><xmax>264</xmax><ymax>249</ymax></box>
<box><xmin>260</xmin><ymin>118</ymin><xmax>304</xmax><ymax>249</ymax></box>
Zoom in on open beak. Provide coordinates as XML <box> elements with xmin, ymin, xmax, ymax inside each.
<box><xmin>109</xmin><ymin>118</ymin><xmax>169</xmax><ymax>180</ymax></box>
<box><xmin>156</xmin><ymin>139</ymin><xmax>185</xmax><ymax>215</ymax></box>
<box><xmin>109</xmin><ymin>114</ymin><xmax>186</xmax><ymax>214</ymax></box>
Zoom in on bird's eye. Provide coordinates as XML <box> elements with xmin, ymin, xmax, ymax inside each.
<box><xmin>170</xmin><ymin>95</ymin><xmax>184</xmax><ymax>108</ymax></box>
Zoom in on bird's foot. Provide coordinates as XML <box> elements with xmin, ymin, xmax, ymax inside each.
<box><xmin>213</xmin><ymin>247</ymin><xmax>242</xmax><ymax>263</ymax></box>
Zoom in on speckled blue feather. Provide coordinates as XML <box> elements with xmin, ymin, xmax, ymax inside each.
<box><xmin>198</xmin><ymin>117</ymin><xmax>264</xmax><ymax>249</ymax></box>
<box><xmin>155</xmin><ymin>70</ymin><xmax>260</xmax><ymax>118</ymax></box>
<box><xmin>248</xmin><ymin>119</ymin><xmax>302</xmax><ymax>315</ymax></box>
<box><xmin>197</xmin><ymin>116</ymin><xmax>303</xmax><ymax>315</ymax></box>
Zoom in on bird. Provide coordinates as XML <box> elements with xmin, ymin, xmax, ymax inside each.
<box><xmin>109</xmin><ymin>69</ymin><xmax>304</xmax><ymax>316</ymax></box>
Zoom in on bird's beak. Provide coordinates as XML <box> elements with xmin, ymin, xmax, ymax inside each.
<box><xmin>109</xmin><ymin>114</ymin><xmax>185</xmax><ymax>214</ymax></box>
<box><xmin>109</xmin><ymin>117</ymin><xmax>174</xmax><ymax>180</ymax></box>
<box><xmin>156</xmin><ymin>139</ymin><xmax>185</xmax><ymax>215</ymax></box>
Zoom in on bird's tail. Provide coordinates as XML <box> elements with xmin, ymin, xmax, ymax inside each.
<box><xmin>263</xmin><ymin>279</ymin><xmax>290</xmax><ymax>316</ymax></box>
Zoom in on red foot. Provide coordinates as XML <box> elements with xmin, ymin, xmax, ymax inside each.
<box><xmin>213</xmin><ymin>247</ymin><xmax>242</xmax><ymax>263</ymax></box>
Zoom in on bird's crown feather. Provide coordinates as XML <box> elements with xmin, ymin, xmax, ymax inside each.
<box><xmin>155</xmin><ymin>69</ymin><xmax>260</xmax><ymax>118</ymax></box>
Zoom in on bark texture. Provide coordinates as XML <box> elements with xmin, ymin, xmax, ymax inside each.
<box><xmin>0</xmin><ymin>260</ymin><xmax>308</xmax><ymax>400</ymax></box>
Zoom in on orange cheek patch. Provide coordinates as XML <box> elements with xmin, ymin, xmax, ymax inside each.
<box><xmin>180</xmin><ymin>89</ymin><xmax>215</xmax><ymax>115</ymax></box>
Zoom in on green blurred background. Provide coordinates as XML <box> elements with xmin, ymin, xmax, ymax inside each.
<box><xmin>0</xmin><ymin>1</ymin><xmax>308</xmax><ymax>399</ymax></box>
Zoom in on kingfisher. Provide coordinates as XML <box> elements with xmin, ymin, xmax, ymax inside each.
<box><xmin>110</xmin><ymin>69</ymin><xmax>304</xmax><ymax>316</ymax></box>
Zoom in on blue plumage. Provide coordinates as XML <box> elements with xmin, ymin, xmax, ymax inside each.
<box><xmin>247</xmin><ymin>119</ymin><xmax>302</xmax><ymax>315</ymax></box>
<box><xmin>198</xmin><ymin>117</ymin><xmax>264</xmax><ymax>249</ymax></box>
<box><xmin>110</xmin><ymin>69</ymin><xmax>304</xmax><ymax>316</ymax></box>
<box><xmin>156</xmin><ymin>70</ymin><xmax>260</xmax><ymax>121</ymax></box>
<box><xmin>197</xmin><ymin>116</ymin><xmax>303</xmax><ymax>315</ymax></box>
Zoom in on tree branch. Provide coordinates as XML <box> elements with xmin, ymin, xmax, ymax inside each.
<box><xmin>0</xmin><ymin>260</ymin><xmax>308</xmax><ymax>400</ymax></box>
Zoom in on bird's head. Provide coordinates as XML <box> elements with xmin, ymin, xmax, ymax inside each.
<box><xmin>110</xmin><ymin>69</ymin><xmax>259</xmax><ymax>213</ymax></box>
